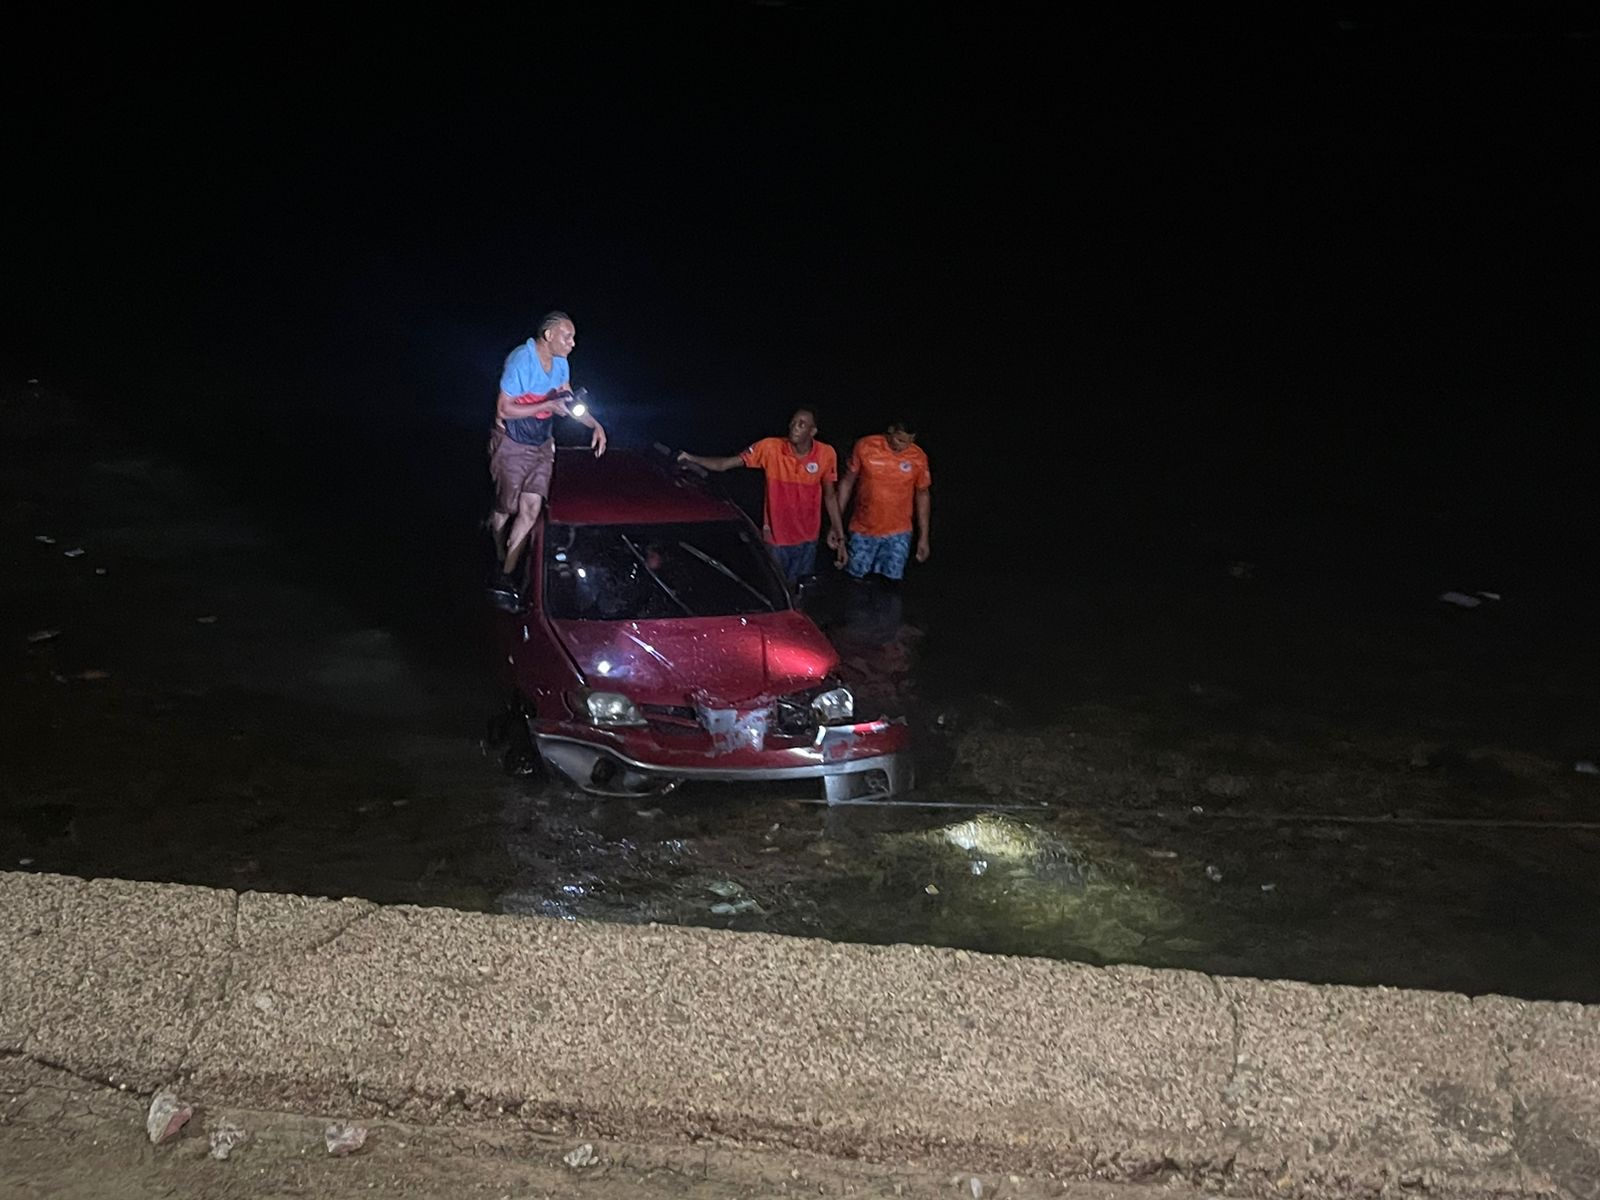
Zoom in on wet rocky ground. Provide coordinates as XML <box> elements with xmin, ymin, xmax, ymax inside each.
<box><xmin>5</xmin><ymin>382</ymin><xmax>1599</xmax><ymax>1003</ymax></box>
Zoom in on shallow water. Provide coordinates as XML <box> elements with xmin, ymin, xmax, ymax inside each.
<box><xmin>6</xmin><ymin>400</ymin><xmax>1600</xmax><ymax>1002</ymax></box>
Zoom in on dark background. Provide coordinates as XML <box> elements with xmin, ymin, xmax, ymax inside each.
<box><xmin>5</xmin><ymin>3</ymin><xmax>1597</xmax><ymax>627</ymax></box>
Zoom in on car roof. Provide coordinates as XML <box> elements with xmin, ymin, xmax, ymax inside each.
<box><xmin>546</xmin><ymin>447</ymin><xmax>744</xmax><ymax>526</ymax></box>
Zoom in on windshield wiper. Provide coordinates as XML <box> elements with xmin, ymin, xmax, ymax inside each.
<box><xmin>677</xmin><ymin>541</ymin><xmax>777</xmax><ymax>611</ymax></box>
<box><xmin>618</xmin><ymin>534</ymin><xmax>693</xmax><ymax>616</ymax></box>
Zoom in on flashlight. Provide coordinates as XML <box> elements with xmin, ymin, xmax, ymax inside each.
<box><xmin>570</xmin><ymin>386</ymin><xmax>590</xmax><ymax>419</ymax></box>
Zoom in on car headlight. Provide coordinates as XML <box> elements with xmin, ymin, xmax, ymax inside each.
<box><xmin>581</xmin><ymin>690</ymin><xmax>647</xmax><ymax>727</ymax></box>
<box><xmin>810</xmin><ymin>685</ymin><xmax>854</xmax><ymax>723</ymax></box>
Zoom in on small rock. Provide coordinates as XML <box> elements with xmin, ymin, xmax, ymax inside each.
<box><xmin>196</xmin><ymin>615</ymin><xmax>218</xmax><ymax>624</ymax></box>
<box><xmin>1576</xmin><ymin>761</ymin><xmax>1599</xmax><ymax>776</ymax></box>
<box><xmin>1260</xmin><ymin>882</ymin><xmax>1277</xmax><ymax>892</ymax></box>
<box><xmin>563</xmin><ymin>1142</ymin><xmax>598</xmax><ymax>1168</ymax></box>
<box><xmin>1204</xmin><ymin>864</ymin><xmax>1224</xmax><ymax>883</ymax></box>
<box><xmin>26</xmin><ymin>629</ymin><xmax>60</xmax><ymax>644</ymax></box>
<box><xmin>706</xmin><ymin>880</ymin><xmax>742</xmax><ymax>898</ymax></box>
<box><xmin>146</xmin><ymin>1090</ymin><xmax>193</xmax><ymax>1144</ymax></box>
<box><xmin>34</xmin><ymin>535</ymin><xmax>56</xmax><ymax>545</ymax></box>
<box><xmin>324</xmin><ymin>1122</ymin><xmax>367</xmax><ymax>1155</ymax></box>
<box><xmin>63</xmin><ymin>547</ymin><xmax>85</xmax><ymax>558</ymax></box>
<box><xmin>208</xmin><ymin>1121</ymin><xmax>247</xmax><ymax>1160</ymax></box>
<box><xmin>924</xmin><ymin>883</ymin><xmax>940</xmax><ymax>895</ymax></box>
<box><xmin>251</xmin><ymin>992</ymin><xmax>274</xmax><ymax>1013</ymax></box>
<box><xmin>969</xmin><ymin>1176</ymin><xmax>984</xmax><ymax>1198</ymax></box>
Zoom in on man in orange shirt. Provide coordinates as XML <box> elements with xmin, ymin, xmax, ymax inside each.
<box><xmin>837</xmin><ymin>417</ymin><xmax>931</xmax><ymax>583</ymax></box>
<box><xmin>678</xmin><ymin>408</ymin><xmax>848</xmax><ymax>586</ymax></box>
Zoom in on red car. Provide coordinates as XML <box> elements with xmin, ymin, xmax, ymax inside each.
<box><xmin>494</xmin><ymin>447</ymin><xmax>913</xmax><ymax>801</ymax></box>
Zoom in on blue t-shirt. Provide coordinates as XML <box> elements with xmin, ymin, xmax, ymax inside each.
<box><xmin>498</xmin><ymin>340</ymin><xmax>571</xmax><ymax>446</ymax></box>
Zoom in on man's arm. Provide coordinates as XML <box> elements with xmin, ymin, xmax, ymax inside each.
<box><xmin>836</xmin><ymin>466</ymin><xmax>859</xmax><ymax>517</ymax></box>
<box><xmin>914</xmin><ymin>487</ymin><xmax>931</xmax><ymax>562</ymax></box>
<box><xmin>497</xmin><ymin>388</ymin><xmax>571</xmax><ymax>421</ymax></box>
<box><xmin>677</xmin><ymin>451</ymin><xmax>746</xmax><ymax>472</ymax></box>
<box><xmin>568</xmin><ymin>406</ymin><xmax>607</xmax><ymax>456</ymax></box>
<box><xmin>822</xmin><ymin>479</ymin><xmax>847</xmax><ymax>565</ymax></box>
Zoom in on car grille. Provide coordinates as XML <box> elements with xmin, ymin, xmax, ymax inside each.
<box><xmin>640</xmin><ymin>695</ymin><xmax>819</xmax><ymax>741</ymax></box>
<box><xmin>640</xmin><ymin>703</ymin><xmax>701</xmax><ymax>737</ymax></box>
<box><xmin>772</xmin><ymin>693</ymin><xmax>818</xmax><ymax>739</ymax></box>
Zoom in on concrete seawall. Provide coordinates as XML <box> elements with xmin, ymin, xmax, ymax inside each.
<box><xmin>2</xmin><ymin>871</ymin><xmax>1596</xmax><ymax>1198</ymax></box>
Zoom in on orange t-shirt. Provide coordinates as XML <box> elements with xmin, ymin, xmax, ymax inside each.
<box><xmin>846</xmin><ymin>434</ymin><xmax>931</xmax><ymax>537</ymax></box>
<box><xmin>740</xmin><ymin>437</ymin><xmax>837</xmax><ymax>546</ymax></box>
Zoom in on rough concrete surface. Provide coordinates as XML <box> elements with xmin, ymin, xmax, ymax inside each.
<box><xmin>1</xmin><ymin>871</ymin><xmax>1596</xmax><ymax>1199</ymax></box>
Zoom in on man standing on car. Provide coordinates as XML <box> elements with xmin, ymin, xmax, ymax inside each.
<box><xmin>677</xmin><ymin>408</ymin><xmax>847</xmax><ymax>586</ymax></box>
<box><xmin>836</xmin><ymin>416</ymin><xmax>931</xmax><ymax>584</ymax></box>
<box><xmin>488</xmin><ymin>310</ymin><xmax>606</xmax><ymax>609</ymax></box>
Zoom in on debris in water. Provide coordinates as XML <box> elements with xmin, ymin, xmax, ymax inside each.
<box><xmin>196</xmin><ymin>615</ymin><xmax>218</xmax><ymax>624</ymax></box>
<box><xmin>1576</xmin><ymin>761</ymin><xmax>1599</xmax><ymax>776</ymax></box>
<box><xmin>1205</xmin><ymin>865</ymin><xmax>1224</xmax><ymax>883</ymax></box>
<box><xmin>1440</xmin><ymin>590</ymin><xmax>1500</xmax><ymax>608</ymax></box>
<box><xmin>26</xmin><ymin>629</ymin><xmax>60</xmax><ymax>644</ymax></box>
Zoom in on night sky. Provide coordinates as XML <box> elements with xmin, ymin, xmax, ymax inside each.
<box><xmin>6</xmin><ymin>4</ymin><xmax>1597</xmax><ymax>602</ymax></box>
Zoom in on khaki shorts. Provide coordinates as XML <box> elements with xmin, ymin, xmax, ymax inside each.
<box><xmin>488</xmin><ymin>429</ymin><xmax>555</xmax><ymax>514</ymax></box>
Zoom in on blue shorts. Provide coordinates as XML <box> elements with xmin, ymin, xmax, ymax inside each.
<box><xmin>769</xmin><ymin>540</ymin><xmax>817</xmax><ymax>583</ymax></box>
<box><xmin>847</xmin><ymin>531</ymin><xmax>912</xmax><ymax>580</ymax></box>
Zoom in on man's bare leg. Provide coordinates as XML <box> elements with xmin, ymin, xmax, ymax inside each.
<box><xmin>502</xmin><ymin>493</ymin><xmax>544</xmax><ymax>580</ymax></box>
<box><xmin>488</xmin><ymin>510</ymin><xmax>511</xmax><ymax>564</ymax></box>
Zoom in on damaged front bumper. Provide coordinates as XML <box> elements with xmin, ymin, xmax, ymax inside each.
<box><xmin>532</xmin><ymin>716</ymin><xmax>914</xmax><ymax>802</ymax></box>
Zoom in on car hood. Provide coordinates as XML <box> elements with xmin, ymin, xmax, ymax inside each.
<box><xmin>550</xmin><ymin>611</ymin><xmax>840</xmax><ymax>707</ymax></box>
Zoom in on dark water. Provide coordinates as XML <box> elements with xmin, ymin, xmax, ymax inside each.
<box><xmin>6</xmin><ymin>6</ymin><xmax>1598</xmax><ymax>1006</ymax></box>
<box><xmin>5</xmin><ymin>381</ymin><xmax>1600</xmax><ymax>1003</ymax></box>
